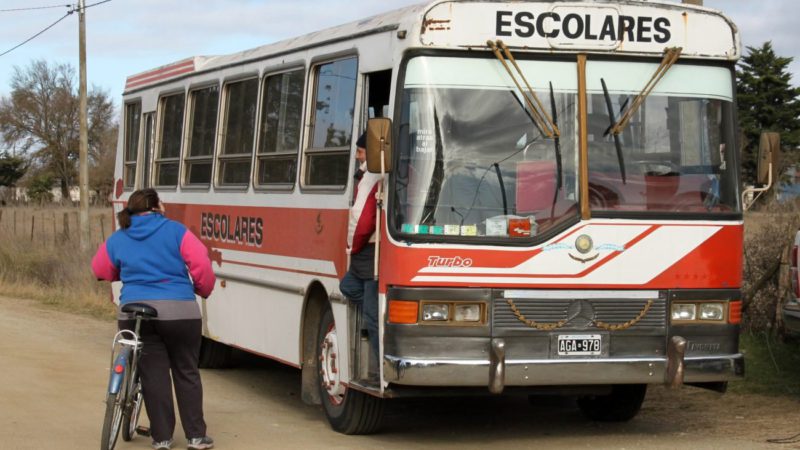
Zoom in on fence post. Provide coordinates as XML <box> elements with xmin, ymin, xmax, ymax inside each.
<box><xmin>30</xmin><ymin>214</ymin><xmax>35</xmax><ymax>242</ymax></box>
<box><xmin>0</xmin><ymin>209</ymin><xmax>3</xmax><ymax>228</ymax></box>
<box><xmin>14</xmin><ymin>210</ymin><xmax>17</xmax><ymax>236</ymax></box>
<box><xmin>63</xmin><ymin>212</ymin><xmax>70</xmax><ymax>241</ymax></box>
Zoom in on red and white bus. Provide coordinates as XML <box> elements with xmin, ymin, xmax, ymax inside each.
<box><xmin>114</xmin><ymin>0</ymin><xmax>744</xmax><ymax>434</ymax></box>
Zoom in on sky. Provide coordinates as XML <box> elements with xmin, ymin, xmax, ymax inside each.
<box><xmin>0</xmin><ymin>0</ymin><xmax>798</xmax><ymax>109</ymax></box>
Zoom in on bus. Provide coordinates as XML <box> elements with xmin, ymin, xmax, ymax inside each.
<box><xmin>114</xmin><ymin>0</ymin><xmax>744</xmax><ymax>434</ymax></box>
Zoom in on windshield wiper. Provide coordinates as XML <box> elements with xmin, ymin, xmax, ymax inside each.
<box><xmin>609</xmin><ymin>47</ymin><xmax>682</xmax><ymax>136</ymax></box>
<box><xmin>549</xmin><ymin>81</ymin><xmax>563</xmax><ymax>214</ymax></box>
<box><xmin>601</xmin><ymin>78</ymin><xmax>626</xmax><ymax>184</ymax></box>
<box><xmin>487</xmin><ymin>39</ymin><xmax>559</xmax><ymax>139</ymax></box>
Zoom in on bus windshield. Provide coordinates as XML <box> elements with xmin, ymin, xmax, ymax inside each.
<box><xmin>393</xmin><ymin>56</ymin><xmax>580</xmax><ymax>242</ymax></box>
<box><xmin>586</xmin><ymin>61</ymin><xmax>740</xmax><ymax>214</ymax></box>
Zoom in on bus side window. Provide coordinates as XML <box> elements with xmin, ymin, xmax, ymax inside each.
<box><xmin>256</xmin><ymin>68</ymin><xmax>305</xmax><ymax>187</ymax></box>
<box><xmin>123</xmin><ymin>101</ymin><xmax>141</xmax><ymax>189</ymax></box>
<box><xmin>218</xmin><ymin>77</ymin><xmax>259</xmax><ymax>187</ymax></box>
<box><xmin>154</xmin><ymin>92</ymin><xmax>186</xmax><ymax>187</ymax></box>
<box><xmin>184</xmin><ymin>85</ymin><xmax>219</xmax><ymax>187</ymax></box>
<box><xmin>304</xmin><ymin>57</ymin><xmax>358</xmax><ymax>188</ymax></box>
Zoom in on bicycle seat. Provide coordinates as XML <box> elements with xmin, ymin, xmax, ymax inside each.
<box><xmin>121</xmin><ymin>303</ymin><xmax>159</xmax><ymax>318</ymax></box>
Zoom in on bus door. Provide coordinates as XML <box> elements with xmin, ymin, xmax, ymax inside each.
<box><xmin>350</xmin><ymin>69</ymin><xmax>393</xmax><ymax>383</ymax></box>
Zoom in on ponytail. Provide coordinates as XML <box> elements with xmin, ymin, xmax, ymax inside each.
<box><xmin>119</xmin><ymin>188</ymin><xmax>161</xmax><ymax>230</ymax></box>
<box><xmin>117</xmin><ymin>207</ymin><xmax>133</xmax><ymax>229</ymax></box>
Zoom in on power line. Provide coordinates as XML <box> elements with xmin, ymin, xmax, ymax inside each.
<box><xmin>0</xmin><ymin>11</ymin><xmax>74</xmax><ymax>58</ymax></box>
<box><xmin>85</xmin><ymin>0</ymin><xmax>113</xmax><ymax>9</ymax></box>
<box><xmin>0</xmin><ymin>4</ymin><xmax>71</xmax><ymax>13</ymax></box>
<box><xmin>0</xmin><ymin>0</ymin><xmax>113</xmax><ymax>58</ymax></box>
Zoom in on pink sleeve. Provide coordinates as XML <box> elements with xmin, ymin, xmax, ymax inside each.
<box><xmin>180</xmin><ymin>231</ymin><xmax>216</xmax><ymax>298</ymax></box>
<box><xmin>91</xmin><ymin>242</ymin><xmax>120</xmax><ymax>281</ymax></box>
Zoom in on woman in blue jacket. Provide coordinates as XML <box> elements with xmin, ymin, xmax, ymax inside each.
<box><xmin>92</xmin><ymin>188</ymin><xmax>216</xmax><ymax>450</ymax></box>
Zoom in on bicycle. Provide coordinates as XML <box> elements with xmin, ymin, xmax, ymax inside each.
<box><xmin>100</xmin><ymin>302</ymin><xmax>157</xmax><ymax>450</ymax></box>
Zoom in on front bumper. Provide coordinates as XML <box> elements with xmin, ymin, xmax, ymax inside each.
<box><xmin>384</xmin><ymin>340</ymin><xmax>744</xmax><ymax>389</ymax></box>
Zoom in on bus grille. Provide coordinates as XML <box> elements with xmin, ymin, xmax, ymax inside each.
<box><xmin>493</xmin><ymin>296</ymin><xmax>667</xmax><ymax>333</ymax></box>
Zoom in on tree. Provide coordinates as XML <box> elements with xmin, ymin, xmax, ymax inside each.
<box><xmin>89</xmin><ymin>125</ymin><xmax>118</xmax><ymax>204</ymax></box>
<box><xmin>0</xmin><ymin>60</ymin><xmax>116</xmax><ymax>200</ymax></box>
<box><xmin>25</xmin><ymin>172</ymin><xmax>55</xmax><ymax>204</ymax></box>
<box><xmin>736</xmin><ymin>42</ymin><xmax>800</xmax><ymax>183</ymax></box>
<box><xmin>0</xmin><ymin>152</ymin><xmax>27</xmax><ymax>187</ymax></box>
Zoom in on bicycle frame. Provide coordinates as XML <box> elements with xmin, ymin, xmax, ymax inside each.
<box><xmin>107</xmin><ymin>329</ymin><xmax>142</xmax><ymax>395</ymax></box>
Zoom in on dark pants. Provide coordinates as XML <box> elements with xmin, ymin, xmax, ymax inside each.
<box><xmin>119</xmin><ymin>318</ymin><xmax>206</xmax><ymax>442</ymax></box>
<box><xmin>339</xmin><ymin>269</ymin><xmax>379</xmax><ymax>368</ymax></box>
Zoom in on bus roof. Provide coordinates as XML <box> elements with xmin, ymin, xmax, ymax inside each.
<box><xmin>124</xmin><ymin>0</ymin><xmax>739</xmax><ymax>94</ymax></box>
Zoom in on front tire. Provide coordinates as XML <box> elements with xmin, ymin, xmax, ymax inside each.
<box><xmin>317</xmin><ymin>307</ymin><xmax>384</xmax><ymax>434</ymax></box>
<box><xmin>100</xmin><ymin>389</ymin><xmax>125</xmax><ymax>450</ymax></box>
<box><xmin>577</xmin><ymin>384</ymin><xmax>647</xmax><ymax>422</ymax></box>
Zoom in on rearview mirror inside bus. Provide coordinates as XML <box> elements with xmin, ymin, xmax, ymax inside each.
<box><xmin>366</xmin><ymin>117</ymin><xmax>393</xmax><ymax>174</ymax></box>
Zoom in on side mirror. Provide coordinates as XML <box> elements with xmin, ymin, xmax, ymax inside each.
<box><xmin>365</xmin><ymin>118</ymin><xmax>393</xmax><ymax>174</ymax></box>
<box><xmin>756</xmin><ymin>132</ymin><xmax>780</xmax><ymax>185</ymax></box>
<box><xmin>743</xmin><ymin>131</ymin><xmax>780</xmax><ymax>210</ymax></box>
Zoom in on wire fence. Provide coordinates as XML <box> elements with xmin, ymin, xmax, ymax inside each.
<box><xmin>0</xmin><ymin>206</ymin><xmax>113</xmax><ymax>248</ymax></box>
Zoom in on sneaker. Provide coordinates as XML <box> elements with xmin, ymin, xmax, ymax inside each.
<box><xmin>152</xmin><ymin>439</ymin><xmax>173</xmax><ymax>450</ymax></box>
<box><xmin>187</xmin><ymin>436</ymin><xmax>214</xmax><ymax>450</ymax></box>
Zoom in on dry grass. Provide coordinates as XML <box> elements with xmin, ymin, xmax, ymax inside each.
<box><xmin>742</xmin><ymin>199</ymin><xmax>800</xmax><ymax>333</ymax></box>
<box><xmin>0</xmin><ymin>206</ymin><xmax>116</xmax><ymax>319</ymax></box>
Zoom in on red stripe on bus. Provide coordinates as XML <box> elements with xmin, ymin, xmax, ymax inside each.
<box><xmin>126</xmin><ymin>59</ymin><xmax>195</xmax><ymax>83</ymax></box>
<box><xmin>125</xmin><ymin>66</ymin><xmax>196</xmax><ymax>89</ymax></box>
<box><xmin>221</xmin><ymin>258</ymin><xmax>338</xmax><ymax>279</ymax></box>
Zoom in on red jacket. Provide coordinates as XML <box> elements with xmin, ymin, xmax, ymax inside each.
<box><xmin>347</xmin><ymin>162</ymin><xmax>381</xmax><ymax>256</ymax></box>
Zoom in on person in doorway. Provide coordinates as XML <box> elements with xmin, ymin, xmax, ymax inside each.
<box><xmin>91</xmin><ymin>188</ymin><xmax>216</xmax><ymax>450</ymax></box>
<box><xmin>339</xmin><ymin>132</ymin><xmax>381</xmax><ymax>380</ymax></box>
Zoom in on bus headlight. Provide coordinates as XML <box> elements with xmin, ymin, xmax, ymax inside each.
<box><xmin>422</xmin><ymin>303</ymin><xmax>449</xmax><ymax>321</ymax></box>
<box><xmin>671</xmin><ymin>303</ymin><xmax>696</xmax><ymax>321</ymax></box>
<box><xmin>671</xmin><ymin>301</ymin><xmax>728</xmax><ymax>323</ymax></box>
<box><xmin>699</xmin><ymin>303</ymin><xmax>725</xmax><ymax>321</ymax></box>
<box><xmin>454</xmin><ymin>304</ymin><xmax>481</xmax><ymax>322</ymax></box>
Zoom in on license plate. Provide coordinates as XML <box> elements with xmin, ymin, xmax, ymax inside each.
<box><xmin>557</xmin><ymin>334</ymin><xmax>602</xmax><ymax>356</ymax></box>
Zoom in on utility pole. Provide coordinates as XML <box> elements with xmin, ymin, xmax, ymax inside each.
<box><xmin>78</xmin><ymin>0</ymin><xmax>90</xmax><ymax>250</ymax></box>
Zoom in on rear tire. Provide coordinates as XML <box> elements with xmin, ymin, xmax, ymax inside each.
<box><xmin>100</xmin><ymin>389</ymin><xmax>124</xmax><ymax>450</ymax></box>
<box><xmin>198</xmin><ymin>336</ymin><xmax>233</xmax><ymax>369</ymax></box>
<box><xmin>121</xmin><ymin>374</ymin><xmax>143</xmax><ymax>442</ymax></box>
<box><xmin>577</xmin><ymin>384</ymin><xmax>647</xmax><ymax>422</ymax></box>
<box><xmin>317</xmin><ymin>307</ymin><xmax>384</xmax><ymax>434</ymax></box>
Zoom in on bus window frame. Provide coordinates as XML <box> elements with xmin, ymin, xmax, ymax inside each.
<box><xmin>254</xmin><ymin>63</ymin><xmax>307</xmax><ymax>192</ymax></box>
<box><xmin>122</xmin><ymin>99</ymin><xmax>143</xmax><ymax>191</ymax></box>
<box><xmin>182</xmin><ymin>81</ymin><xmax>221</xmax><ymax>190</ymax></box>
<box><xmin>153</xmin><ymin>88</ymin><xmax>187</xmax><ymax>191</ymax></box>
<box><xmin>215</xmin><ymin>72</ymin><xmax>260</xmax><ymax>191</ymax></box>
<box><xmin>300</xmin><ymin>53</ymin><xmax>359</xmax><ymax>193</ymax></box>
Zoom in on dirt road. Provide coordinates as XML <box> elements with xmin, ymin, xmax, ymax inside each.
<box><xmin>1</xmin><ymin>295</ymin><xmax>799</xmax><ymax>450</ymax></box>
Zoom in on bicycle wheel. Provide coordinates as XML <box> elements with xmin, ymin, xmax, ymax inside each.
<box><xmin>121</xmin><ymin>370</ymin><xmax>143</xmax><ymax>442</ymax></box>
<box><xmin>100</xmin><ymin>388</ymin><xmax>125</xmax><ymax>450</ymax></box>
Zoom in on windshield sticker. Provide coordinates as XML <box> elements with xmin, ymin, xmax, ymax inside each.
<box><xmin>415</xmin><ymin>129</ymin><xmax>435</xmax><ymax>154</ymax></box>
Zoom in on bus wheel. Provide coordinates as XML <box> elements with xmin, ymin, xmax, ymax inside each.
<box><xmin>198</xmin><ymin>336</ymin><xmax>233</xmax><ymax>369</ymax></box>
<box><xmin>577</xmin><ymin>384</ymin><xmax>647</xmax><ymax>422</ymax></box>
<box><xmin>317</xmin><ymin>307</ymin><xmax>384</xmax><ymax>434</ymax></box>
